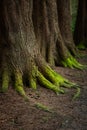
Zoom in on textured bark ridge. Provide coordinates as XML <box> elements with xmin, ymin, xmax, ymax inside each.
<box><xmin>0</xmin><ymin>0</ymin><xmax>80</xmax><ymax>99</ymax></box>
<box><xmin>33</xmin><ymin>0</ymin><xmax>84</xmax><ymax>69</ymax></box>
<box><xmin>57</xmin><ymin>0</ymin><xmax>77</xmax><ymax>55</ymax></box>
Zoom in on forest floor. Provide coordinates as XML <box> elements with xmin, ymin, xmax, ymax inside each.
<box><xmin>0</xmin><ymin>50</ymin><xmax>87</xmax><ymax>130</ymax></box>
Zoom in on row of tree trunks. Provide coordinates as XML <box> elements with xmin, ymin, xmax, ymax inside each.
<box><xmin>0</xmin><ymin>0</ymin><xmax>82</xmax><ymax>98</ymax></box>
<box><xmin>33</xmin><ymin>0</ymin><xmax>78</xmax><ymax>66</ymax></box>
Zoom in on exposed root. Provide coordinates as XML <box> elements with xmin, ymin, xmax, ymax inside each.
<box><xmin>14</xmin><ymin>70</ymin><xmax>29</xmax><ymax>101</ymax></box>
<box><xmin>38</xmin><ymin>65</ymin><xmax>81</xmax><ymax>98</ymax></box>
<box><xmin>37</xmin><ymin>71</ymin><xmax>64</xmax><ymax>94</ymax></box>
<box><xmin>40</xmin><ymin>65</ymin><xmax>77</xmax><ymax>87</ymax></box>
<box><xmin>35</xmin><ymin>103</ymin><xmax>52</xmax><ymax>112</ymax></box>
<box><xmin>1</xmin><ymin>63</ymin><xmax>80</xmax><ymax>100</ymax></box>
<box><xmin>1</xmin><ymin>68</ymin><xmax>10</xmax><ymax>93</ymax></box>
<box><xmin>29</xmin><ymin>66</ymin><xmax>37</xmax><ymax>90</ymax></box>
<box><xmin>73</xmin><ymin>87</ymin><xmax>81</xmax><ymax>100</ymax></box>
<box><xmin>61</xmin><ymin>56</ymin><xmax>85</xmax><ymax>69</ymax></box>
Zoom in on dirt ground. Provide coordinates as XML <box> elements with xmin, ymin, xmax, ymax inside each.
<box><xmin>0</xmin><ymin>50</ymin><xmax>87</xmax><ymax>130</ymax></box>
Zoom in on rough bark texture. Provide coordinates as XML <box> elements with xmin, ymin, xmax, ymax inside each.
<box><xmin>0</xmin><ymin>0</ymin><xmax>40</xmax><ymax>97</ymax></box>
<box><xmin>57</xmin><ymin>0</ymin><xmax>77</xmax><ymax>55</ymax></box>
<box><xmin>0</xmin><ymin>0</ymin><xmax>78</xmax><ymax>99</ymax></box>
<box><xmin>1</xmin><ymin>0</ymin><xmax>39</xmax><ymax>70</ymax></box>
<box><xmin>74</xmin><ymin>0</ymin><xmax>87</xmax><ymax>47</ymax></box>
<box><xmin>32</xmin><ymin>0</ymin><xmax>84</xmax><ymax>69</ymax></box>
<box><xmin>33</xmin><ymin>0</ymin><xmax>72</xmax><ymax>66</ymax></box>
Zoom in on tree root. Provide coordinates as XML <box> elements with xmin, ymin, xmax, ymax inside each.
<box><xmin>61</xmin><ymin>56</ymin><xmax>86</xmax><ymax>69</ymax></box>
<box><xmin>35</xmin><ymin>103</ymin><xmax>52</xmax><ymax>112</ymax></box>
<box><xmin>14</xmin><ymin>70</ymin><xmax>29</xmax><ymax>101</ymax></box>
<box><xmin>2</xmin><ymin>68</ymin><xmax>10</xmax><ymax>93</ymax></box>
<box><xmin>73</xmin><ymin>87</ymin><xmax>81</xmax><ymax>100</ymax></box>
<box><xmin>37</xmin><ymin>71</ymin><xmax>64</xmax><ymax>94</ymax></box>
<box><xmin>1</xmin><ymin>64</ymin><xmax>80</xmax><ymax>100</ymax></box>
<box><xmin>29</xmin><ymin>66</ymin><xmax>37</xmax><ymax>90</ymax></box>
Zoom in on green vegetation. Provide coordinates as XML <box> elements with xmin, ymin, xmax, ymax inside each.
<box><xmin>61</xmin><ymin>56</ymin><xmax>85</xmax><ymax>69</ymax></box>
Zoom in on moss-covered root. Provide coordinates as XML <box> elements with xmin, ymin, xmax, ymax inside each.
<box><xmin>14</xmin><ymin>71</ymin><xmax>29</xmax><ymax>100</ymax></box>
<box><xmin>40</xmin><ymin>65</ymin><xmax>76</xmax><ymax>88</ymax></box>
<box><xmin>29</xmin><ymin>66</ymin><xmax>37</xmax><ymax>90</ymax></box>
<box><xmin>1</xmin><ymin>69</ymin><xmax>10</xmax><ymax>92</ymax></box>
<box><xmin>37</xmin><ymin>71</ymin><xmax>64</xmax><ymax>94</ymax></box>
<box><xmin>61</xmin><ymin>56</ymin><xmax>86</xmax><ymax>69</ymax></box>
<box><xmin>73</xmin><ymin>87</ymin><xmax>81</xmax><ymax>100</ymax></box>
<box><xmin>35</xmin><ymin>103</ymin><xmax>52</xmax><ymax>112</ymax></box>
<box><xmin>41</xmin><ymin>65</ymin><xmax>81</xmax><ymax>99</ymax></box>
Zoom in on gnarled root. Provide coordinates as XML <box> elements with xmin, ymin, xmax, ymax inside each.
<box><xmin>1</xmin><ymin>67</ymin><xmax>10</xmax><ymax>93</ymax></box>
<box><xmin>1</xmin><ymin>61</ymin><xmax>80</xmax><ymax>100</ymax></box>
<box><xmin>61</xmin><ymin>56</ymin><xmax>86</xmax><ymax>69</ymax></box>
<box><xmin>14</xmin><ymin>70</ymin><xmax>29</xmax><ymax>100</ymax></box>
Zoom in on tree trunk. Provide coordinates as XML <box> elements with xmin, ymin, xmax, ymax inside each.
<box><xmin>33</xmin><ymin>0</ymin><xmax>72</xmax><ymax>65</ymax></box>
<box><xmin>33</xmin><ymin>0</ymin><xmax>57</xmax><ymax>65</ymax></box>
<box><xmin>74</xmin><ymin>0</ymin><xmax>87</xmax><ymax>48</ymax></box>
<box><xmin>57</xmin><ymin>0</ymin><xmax>77</xmax><ymax>55</ymax></box>
<box><xmin>33</xmin><ymin>0</ymin><xmax>83</xmax><ymax>69</ymax></box>
<box><xmin>0</xmin><ymin>0</ymin><xmax>77</xmax><ymax>99</ymax></box>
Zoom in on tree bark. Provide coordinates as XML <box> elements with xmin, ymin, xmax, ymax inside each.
<box><xmin>32</xmin><ymin>0</ymin><xmax>83</xmax><ymax>69</ymax></box>
<box><xmin>57</xmin><ymin>0</ymin><xmax>77</xmax><ymax>55</ymax></box>
<box><xmin>0</xmin><ymin>0</ymin><xmax>77</xmax><ymax>99</ymax></box>
<box><xmin>74</xmin><ymin>0</ymin><xmax>87</xmax><ymax>48</ymax></box>
<box><xmin>33</xmin><ymin>0</ymin><xmax>71</xmax><ymax>66</ymax></box>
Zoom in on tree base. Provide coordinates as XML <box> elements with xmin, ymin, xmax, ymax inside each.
<box><xmin>0</xmin><ymin>63</ymin><xmax>80</xmax><ymax>100</ymax></box>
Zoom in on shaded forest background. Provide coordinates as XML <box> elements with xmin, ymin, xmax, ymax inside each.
<box><xmin>71</xmin><ymin>0</ymin><xmax>78</xmax><ymax>32</ymax></box>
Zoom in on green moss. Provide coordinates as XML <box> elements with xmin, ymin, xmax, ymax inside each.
<box><xmin>44</xmin><ymin>65</ymin><xmax>81</xmax><ymax>98</ymax></box>
<box><xmin>2</xmin><ymin>70</ymin><xmax>9</xmax><ymax>92</ymax></box>
<box><xmin>15</xmin><ymin>71</ymin><xmax>28</xmax><ymax>100</ymax></box>
<box><xmin>61</xmin><ymin>56</ymin><xmax>85</xmax><ymax>69</ymax></box>
<box><xmin>43</xmin><ymin>65</ymin><xmax>76</xmax><ymax>88</ymax></box>
<box><xmin>30</xmin><ymin>78</ymin><xmax>37</xmax><ymax>90</ymax></box>
<box><xmin>43</xmin><ymin>65</ymin><xmax>65</xmax><ymax>85</ymax></box>
<box><xmin>37</xmin><ymin>71</ymin><xmax>64</xmax><ymax>94</ymax></box>
<box><xmin>73</xmin><ymin>87</ymin><xmax>81</xmax><ymax>100</ymax></box>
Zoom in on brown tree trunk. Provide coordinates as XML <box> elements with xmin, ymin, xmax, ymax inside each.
<box><xmin>74</xmin><ymin>0</ymin><xmax>87</xmax><ymax>47</ymax></box>
<box><xmin>0</xmin><ymin>0</ymin><xmax>39</xmax><ymax>70</ymax></box>
<box><xmin>57</xmin><ymin>0</ymin><xmax>77</xmax><ymax>55</ymax></box>
<box><xmin>32</xmin><ymin>0</ymin><xmax>83</xmax><ymax>69</ymax></box>
<box><xmin>33</xmin><ymin>0</ymin><xmax>70</xmax><ymax>66</ymax></box>
<box><xmin>33</xmin><ymin>0</ymin><xmax>56</xmax><ymax>65</ymax></box>
<box><xmin>0</xmin><ymin>0</ymin><xmax>75</xmax><ymax>99</ymax></box>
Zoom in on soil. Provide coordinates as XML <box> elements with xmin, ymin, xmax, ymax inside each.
<box><xmin>0</xmin><ymin>50</ymin><xmax>87</xmax><ymax>130</ymax></box>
